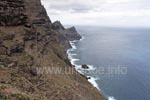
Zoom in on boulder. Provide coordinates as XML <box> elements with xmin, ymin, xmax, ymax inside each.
<box><xmin>82</xmin><ymin>64</ymin><xmax>89</xmax><ymax>69</ymax></box>
<box><xmin>87</xmin><ymin>76</ymin><xmax>91</xmax><ymax>80</ymax></box>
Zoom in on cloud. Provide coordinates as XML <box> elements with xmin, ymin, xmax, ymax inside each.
<box><xmin>41</xmin><ymin>0</ymin><xmax>150</xmax><ymax>27</ymax></box>
<box><xmin>41</xmin><ymin>0</ymin><xmax>105</xmax><ymax>13</ymax></box>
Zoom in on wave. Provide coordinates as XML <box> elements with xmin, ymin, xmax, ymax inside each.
<box><xmin>85</xmin><ymin>65</ymin><xmax>96</xmax><ymax>71</ymax></box>
<box><xmin>80</xmin><ymin>36</ymin><xmax>85</xmax><ymax>41</ymax></box>
<box><xmin>108</xmin><ymin>96</ymin><xmax>116</xmax><ymax>100</ymax></box>
<box><xmin>71</xmin><ymin>53</ymin><xmax>77</xmax><ymax>56</ymax></box>
<box><xmin>71</xmin><ymin>59</ymin><xmax>80</xmax><ymax>65</ymax></box>
<box><xmin>87</xmin><ymin>76</ymin><xmax>100</xmax><ymax>91</ymax></box>
<box><xmin>69</xmin><ymin>42</ymin><xmax>77</xmax><ymax>50</ymax></box>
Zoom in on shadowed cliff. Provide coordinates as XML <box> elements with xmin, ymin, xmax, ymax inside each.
<box><xmin>52</xmin><ymin>21</ymin><xmax>82</xmax><ymax>41</ymax></box>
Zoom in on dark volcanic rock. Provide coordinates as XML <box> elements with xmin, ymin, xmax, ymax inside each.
<box><xmin>52</xmin><ymin>21</ymin><xmax>81</xmax><ymax>41</ymax></box>
<box><xmin>87</xmin><ymin>76</ymin><xmax>91</xmax><ymax>80</ymax></box>
<box><xmin>51</xmin><ymin>21</ymin><xmax>72</xmax><ymax>49</ymax></box>
<box><xmin>67</xmin><ymin>26</ymin><xmax>77</xmax><ymax>33</ymax></box>
<box><xmin>82</xmin><ymin>64</ymin><xmax>89</xmax><ymax>69</ymax></box>
<box><xmin>64</xmin><ymin>26</ymin><xmax>82</xmax><ymax>41</ymax></box>
<box><xmin>36</xmin><ymin>5</ymin><xmax>51</xmax><ymax>23</ymax></box>
<box><xmin>52</xmin><ymin>21</ymin><xmax>65</xmax><ymax>30</ymax></box>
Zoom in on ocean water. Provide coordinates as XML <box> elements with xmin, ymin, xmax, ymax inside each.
<box><xmin>67</xmin><ymin>26</ymin><xmax>150</xmax><ymax>100</ymax></box>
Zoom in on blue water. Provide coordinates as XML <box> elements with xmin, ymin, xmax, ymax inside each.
<box><xmin>72</xmin><ymin>26</ymin><xmax>150</xmax><ymax>100</ymax></box>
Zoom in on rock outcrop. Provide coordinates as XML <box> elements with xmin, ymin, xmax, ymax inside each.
<box><xmin>0</xmin><ymin>0</ymin><xmax>105</xmax><ymax>100</ymax></box>
<box><xmin>52</xmin><ymin>21</ymin><xmax>82</xmax><ymax>41</ymax></box>
<box><xmin>82</xmin><ymin>64</ymin><xmax>89</xmax><ymax>69</ymax></box>
<box><xmin>51</xmin><ymin>21</ymin><xmax>65</xmax><ymax>31</ymax></box>
<box><xmin>63</xmin><ymin>26</ymin><xmax>82</xmax><ymax>41</ymax></box>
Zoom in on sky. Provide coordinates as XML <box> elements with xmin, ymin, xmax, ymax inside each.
<box><xmin>41</xmin><ymin>0</ymin><xmax>150</xmax><ymax>27</ymax></box>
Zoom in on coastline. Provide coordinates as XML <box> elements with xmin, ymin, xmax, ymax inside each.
<box><xmin>67</xmin><ymin>37</ymin><xmax>101</xmax><ymax>90</ymax></box>
<box><xmin>67</xmin><ymin>35</ymin><xmax>116</xmax><ymax>100</ymax></box>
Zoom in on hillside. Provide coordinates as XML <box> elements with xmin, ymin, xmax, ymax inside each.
<box><xmin>0</xmin><ymin>0</ymin><xmax>105</xmax><ymax>100</ymax></box>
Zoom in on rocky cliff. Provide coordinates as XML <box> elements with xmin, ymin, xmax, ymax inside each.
<box><xmin>0</xmin><ymin>0</ymin><xmax>105</xmax><ymax>100</ymax></box>
<box><xmin>52</xmin><ymin>21</ymin><xmax>82</xmax><ymax>41</ymax></box>
<box><xmin>0</xmin><ymin>0</ymin><xmax>27</xmax><ymax>26</ymax></box>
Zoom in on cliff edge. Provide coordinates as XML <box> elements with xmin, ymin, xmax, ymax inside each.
<box><xmin>0</xmin><ymin>0</ymin><xmax>105</xmax><ymax>100</ymax></box>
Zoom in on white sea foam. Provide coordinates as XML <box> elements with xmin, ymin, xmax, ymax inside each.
<box><xmin>80</xmin><ymin>36</ymin><xmax>85</xmax><ymax>41</ymax></box>
<box><xmin>75</xmin><ymin>65</ymin><xmax>81</xmax><ymax>69</ymax></box>
<box><xmin>68</xmin><ymin>54</ymin><xmax>73</xmax><ymax>60</ymax></box>
<box><xmin>70</xmin><ymin>57</ymin><xmax>79</xmax><ymax>66</ymax></box>
<box><xmin>70</xmin><ymin>41</ymin><xmax>77</xmax><ymax>49</ymax></box>
<box><xmin>70</xmin><ymin>43</ymin><xmax>76</xmax><ymax>48</ymax></box>
<box><xmin>85</xmin><ymin>65</ymin><xmax>96</xmax><ymax>70</ymax></box>
<box><xmin>75</xmin><ymin>65</ymin><xmax>85</xmax><ymax>74</ymax></box>
<box><xmin>108</xmin><ymin>96</ymin><xmax>116</xmax><ymax>100</ymax></box>
<box><xmin>71</xmin><ymin>58</ymin><xmax>80</xmax><ymax>63</ymax></box>
<box><xmin>72</xmin><ymin>40</ymin><xmax>78</xmax><ymax>43</ymax></box>
<box><xmin>67</xmin><ymin>48</ymin><xmax>74</xmax><ymax>52</ymax></box>
<box><xmin>87</xmin><ymin>76</ymin><xmax>100</xmax><ymax>91</ymax></box>
<box><xmin>71</xmin><ymin>53</ymin><xmax>77</xmax><ymax>56</ymax></box>
<box><xmin>67</xmin><ymin>49</ymin><xmax>77</xmax><ymax>60</ymax></box>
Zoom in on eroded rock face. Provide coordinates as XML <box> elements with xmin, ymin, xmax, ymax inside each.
<box><xmin>52</xmin><ymin>21</ymin><xmax>65</xmax><ymax>30</ymax></box>
<box><xmin>52</xmin><ymin>21</ymin><xmax>81</xmax><ymax>41</ymax></box>
<box><xmin>0</xmin><ymin>0</ymin><xmax>27</xmax><ymax>26</ymax></box>
<box><xmin>64</xmin><ymin>26</ymin><xmax>82</xmax><ymax>41</ymax></box>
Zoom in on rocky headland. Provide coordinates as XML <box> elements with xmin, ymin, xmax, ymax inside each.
<box><xmin>0</xmin><ymin>0</ymin><xmax>105</xmax><ymax>100</ymax></box>
<box><xmin>52</xmin><ymin>21</ymin><xmax>81</xmax><ymax>41</ymax></box>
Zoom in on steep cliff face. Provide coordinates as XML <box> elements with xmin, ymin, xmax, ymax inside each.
<box><xmin>0</xmin><ymin>0</ymin><xmax>105</xmax><ymax>100</ymax></box>
<box><xmin>0</xmin><ymin>0</ymin><xmax>27</xmax><ymax>26</ymax></box>
<box><xmin>51</xmin><ymin>21</ymin><xmax>65</xmax><ymax>31</ymax></box>
<box><xmin>52</xmin><ymin>21</ymin><xmax>82</xmax><ymax>41</ymax></box>
<box><xmin>63</xmin><ymin>26</ymin><xmax>82</xmax><ymax>41</ymax></box>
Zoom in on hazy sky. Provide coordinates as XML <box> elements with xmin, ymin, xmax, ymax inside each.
<box><xmin>41</xmin><ymin>0</ymin><xmax>150</xmax><ymax>27</ymax></box>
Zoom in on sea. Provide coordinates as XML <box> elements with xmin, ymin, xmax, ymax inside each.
<box><xmin>67</xmin><ymin>26</ymin><xmax>150</xmax><ymax>100</ymax></box>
